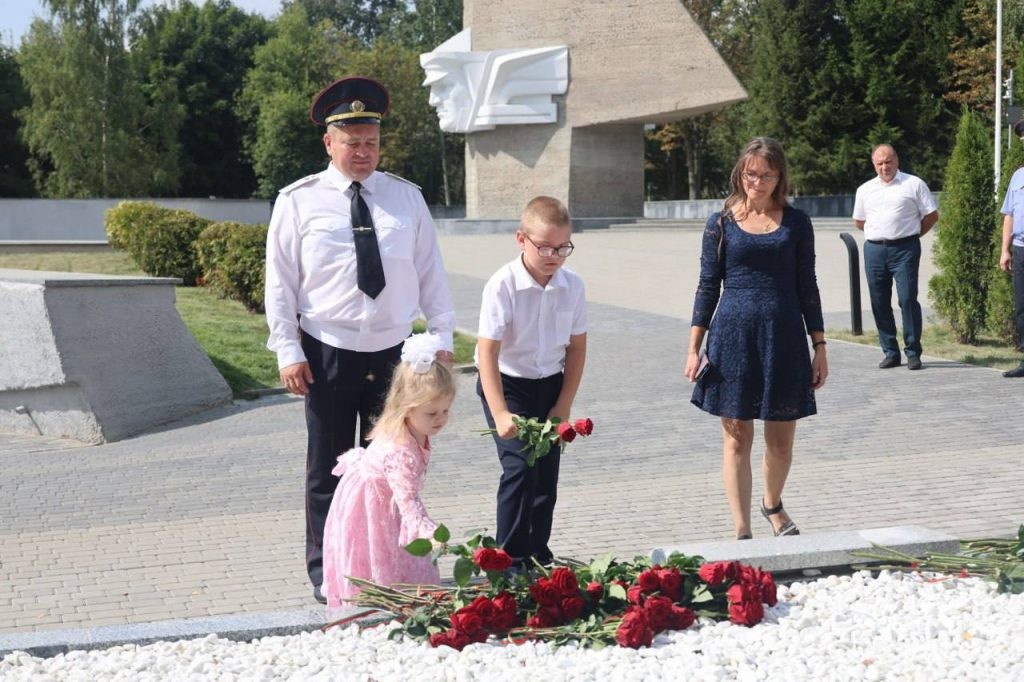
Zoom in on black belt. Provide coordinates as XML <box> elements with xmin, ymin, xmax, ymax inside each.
<box><xmin>866</xmin><ymin>235</ymin><xmax>919</xmax><ymax>246</ymax></box>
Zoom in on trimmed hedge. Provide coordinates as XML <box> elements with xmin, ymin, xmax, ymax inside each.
<box><xmin>104</xmin><ymin>201</ymin><xmax>209</xmax><ymax>285</ymax></box>
<box><xmin>196</xmin><ymin>220</ymin><xmax>268</xmax><ymax>313</ymax></box>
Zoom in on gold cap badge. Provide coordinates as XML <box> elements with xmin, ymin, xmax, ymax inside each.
<box><xmin>350</xmin><ymin>100</ymin><xmax>365</xmax><ymax>113</ymax></box>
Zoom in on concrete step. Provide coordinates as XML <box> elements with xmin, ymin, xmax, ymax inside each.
<box><xmin>651</xmin><ymin>525</ymin><xmax>958</xmax><ymax>574</ymax></box>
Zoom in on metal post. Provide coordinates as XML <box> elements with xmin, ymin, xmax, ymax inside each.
<box><xmin>838</xmin><ymin>232</ymin><xmax>863</xmax><ymax>336</ymax></box>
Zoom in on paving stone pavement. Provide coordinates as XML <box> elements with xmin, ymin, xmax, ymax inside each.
<box><xmin>1</xmin><ymin>226</ymin><xmax>1021</xmax><ymax>636</ymax></box>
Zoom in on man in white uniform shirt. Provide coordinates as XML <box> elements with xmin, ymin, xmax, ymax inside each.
<box><xmin>264</xmin><ymin>77</ymin><xmax>455</xmax><ymax>604</ymax></box>
<box><xmin>853</xmin><ymin>144</ymin><xmax>939</xmax><ymax>370</ymax></box>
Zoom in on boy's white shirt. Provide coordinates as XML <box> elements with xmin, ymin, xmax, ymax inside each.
<box><xmin>474</xmin><ymin>255</ymin><xmax>587</xmax><ymax>379</ymax></box>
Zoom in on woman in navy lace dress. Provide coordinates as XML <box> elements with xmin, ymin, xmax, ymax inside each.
<box><xmin>683</xmin><ymin>137</ymin><xmax>828</xmax><ymax>540</ymax></box>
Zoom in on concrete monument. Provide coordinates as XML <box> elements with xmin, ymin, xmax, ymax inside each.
<box><xmin>421</xmin><ymin>28</ymin><xmax>568</xmax><ymax>134</ymax></box>
<box><xmin>0</xmin><ymin>270</ymin><xmax>231</xmax><ymax>443</ymax></box>
<box><xmin>423</xmin><ymin>0</ymin><xmax>747</xmax><ymax>222</ymax></box>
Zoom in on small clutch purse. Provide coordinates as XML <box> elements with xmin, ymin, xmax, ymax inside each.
<box><xmin>695</xmin><ymin>350</ymin><xmax>712</xmax><ymax>382</ymax></box>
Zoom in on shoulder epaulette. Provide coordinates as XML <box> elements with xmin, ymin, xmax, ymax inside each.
<box><xmin>384</xmin><ymin>171</ymin><xmax>421</xmax><ymax>190</ymax></box>
<box><xmin>278</xmin><ymin>173</ymin><xmax>320</xmax><ymax>195</ymax></box>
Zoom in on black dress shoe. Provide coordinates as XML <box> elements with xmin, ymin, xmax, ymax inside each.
<box><xmin>907</xmin><ymin>356</ymin><xmax>922</xmax><ymax>370</ymax></box>
<box><xmin>1003</xmin><ymin>363</ymin><xmax>1024</xmax><ymax>378</ymax></box>
<box><xmin>878</xmin><ymin>356</ymin><xmax>901</xmax><ymax>369</ymax></box>
<box><xmin>313</xmin><ymin>585</ymin><xmax>327</xmax><ymax>604</ymax></box>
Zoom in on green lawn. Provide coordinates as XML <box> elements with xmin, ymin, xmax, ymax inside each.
<box><xmin>1</xmin><ymin>250</ymin><xmax>477</xmax><ymax>397</ymax></box>
<box><xmin>827</xmin><ymin>323</ymin><xmax>1021</xmax><ymax>371</ymax></box>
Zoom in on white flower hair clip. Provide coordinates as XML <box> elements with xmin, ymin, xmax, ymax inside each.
<box><xmin>401</xmin><ymin>333</ymin><xmax>442</xmax><ymax>374</ymax></box>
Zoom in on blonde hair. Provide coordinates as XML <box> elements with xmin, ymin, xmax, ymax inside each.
<box><xmin>521</xmin><ymin>195</ymin><xmax>571</xmax><ymax>235</ymax></box>
<box><xmin>369</xmin><ymin>360</ymin><xmax>456</xmax><ymax>441</ymax></box>
<box><xmin>723</xmin><ymin>137</ymin><xmax>790</xmax><ymax>215</ymax></box>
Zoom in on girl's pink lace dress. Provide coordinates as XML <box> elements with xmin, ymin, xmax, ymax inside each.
<box><xmin>322</xmin><ymin>431</ymin><xmax>440</xmax><ymax>608</ymax></box>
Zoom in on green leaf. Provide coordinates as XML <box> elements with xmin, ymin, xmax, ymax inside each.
<box><xmin>433</xmin><ymin>524</ymin><xmax>451</xmax><ymax>543</ymax></box>
<box><xmin>608</xmin><ymin>583</ymin><xmax>627</xmax><ymax>600</ymax></box>
<box><xmin>590</xmin><ymin>553</ymin><xmax>614</xmax><ymax>576</ymax></box>
<box><xmin>405</xmin><ymin>538</ymin><xmax>433</xmax><ymax>557</ymax></box>
<box><xmin>453</xmin><ymin>556</ymin><xmax>475</xmax><ymax>587</ymax></box>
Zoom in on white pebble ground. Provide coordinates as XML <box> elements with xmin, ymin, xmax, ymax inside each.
<box><xmin>3</xmin><ymin>571</ymin><xmax>1023</xmax><ymax>681</ymax></box>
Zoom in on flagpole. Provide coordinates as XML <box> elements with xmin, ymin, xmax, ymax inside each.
<box><xmin>995</xmin><ymin>0</ymin><xmax>1003</xmax><ymax>196</ymax></box>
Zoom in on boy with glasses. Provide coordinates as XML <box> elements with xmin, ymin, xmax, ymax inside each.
<box><xmin>475</xmin><ymin>195</ymin><xmax>588</xmax><ymax>572</ymax></box>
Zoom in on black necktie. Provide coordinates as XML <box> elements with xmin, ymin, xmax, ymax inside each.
<box><xmin>350</xmin><ymin>181</ymin><xmax>385</xmax><ymax>299</ymax></box>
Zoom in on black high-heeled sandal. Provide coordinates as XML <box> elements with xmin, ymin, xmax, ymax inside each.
<box><xmin>736</xmin><ymin>533</ymin><xmax>752</xmax><ymax>540</ymax></box>
<box><xmin>761</xmin><ymin>498</ymin><xmax>800</xmax><ymax>536</ymax></box>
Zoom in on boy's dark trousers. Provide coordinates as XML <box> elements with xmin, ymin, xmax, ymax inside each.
<box><xmin>478</xmin><ymin>372</ymin><xmax>563</xmax><ymax>568</ymax></box>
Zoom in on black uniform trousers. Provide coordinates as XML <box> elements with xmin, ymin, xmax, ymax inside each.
<box><xmin>477</xmin><ymin>372</ymin><xmax>563</xmax><ymax>568</ymax></box>
<box><xmin>302</xmin><ymin>331</ymin><xmax>402</xmax><ymax>587</ymax></box>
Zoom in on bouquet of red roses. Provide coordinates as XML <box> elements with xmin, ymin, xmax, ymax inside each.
<box><xmin>483</xmin><ymin>416</ymin><xmax>594</xmax><ymax>466</ymax></box>
<box><xmin>340</xmin><ymin>525</ymin><xmax>778</xmax><ymax>651</ymax></box>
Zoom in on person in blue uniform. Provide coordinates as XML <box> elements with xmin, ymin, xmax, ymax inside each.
<box><xmin>264</xmin><ymin>76</ymin><xmax>455</xmax><ymax>603</ymax></box>
<box><xmin>999</xmin><ymin>120</ymin><xmax>1024</xmax><ymax>378</ymax></box>
<box><xmin>683</xmin><ymin>137</ymin><xmax>828</xmax><ymax>541</ymax></box>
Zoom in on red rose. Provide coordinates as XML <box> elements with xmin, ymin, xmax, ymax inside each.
<box><xmin>526</xmin><ymin>605</ymin><xmax>563</xmax><ymax>628</ymax></box>
<box><xmin>656</xmin><ymin>568</ymin><xmax>683</xmax><ymax>602</ymax></box>
<box><xmin>560</xmin><ymin>595</ymin><xmax>585</xmax><ymax>620</ymax></box>
<box><xmin>666</xmin><ymin>605</ymin><xmax>696</xmax><ymax>631</ymax></box>
<box><xmin>759</xmin><ymin>571</ymin><xmax>778</xmax><ymax>607</ymax></box>
<box><xmin>529</xmin><ymin>578</ymin><xmax>562</xmax><ymax>606</ymax></box>
<box><xmin>466</xmin><ymin>595</ymin><xmax>496</xmax><ymax>626</ymax></box>
<box><xmin>585</xmin><ymin>580</ymin><xmax>603</xmax><ymax>602</ymax></box>
<box><xmin>430</xmin><ymin>629</ymin><xmax>473</xmax><ymax>650</ymax></box>
<box><xmin>726</xmin><ymin>582</ymin><xmax>761</xmax><ymax>605</ymax></box>
<box><xmin>450</xmin><ymin>609</ymin><xmax>485</xmax><ymax>637</ymax></box>
<box><xmin>637</xmin><ymin>569</ymin><xmax>660</xmax><ymax>593</ymax></box>
<box><xmin>572</xmin><ymin>417</ymin><xmax>593</xmax><ymax>436</ymax></box>
<box><xmin>550</xmin><ymin>567</ymin><xmax>579</xmax><ymax>596</ymax></box>
<box><xmin>615</xmin><ymin>607</ymin><xmax>654</xmax><ymax>649</ymax></box>
<box><xmin>643</xmin><ymin>595</ymin><xmax>673</xmax><ymax>631</ymax></box>
<box><xmin>473</xmin><ymin>547</ymin><xmax>514</xmax><ymax>572</ymax></box>
<box><xmin>737</xmin><ymin>564</ymin><xmax>759</xmax><ymax>585</ymax></box>
<box><xmin>627</xmin><ymin>585</ymin><xmax>646</xmax><ymax>605</ymax></box>
<box><xmin>729</xmin><ymin>599</ymin><xmax>764</xmax><ymax>626</ymax></box>
<box><xmin>698</xmin><ymin>561</ymin><xmax>728</xmax><ymax>586</ymax></box>
<box><xmin>556</xmin><ymin>421</ymin><xmax>577</xmax><ymax>442</ymax></box>
<box><xmin>492</xmin><ymin>591</ymin><xmax>519</xmax><ymax>629</ymax></box>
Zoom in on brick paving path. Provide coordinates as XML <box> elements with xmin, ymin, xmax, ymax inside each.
<box><xmin>2</xmin><ymin>227</ymin><xmax>1021</xmax><ymax>634</ymax></box>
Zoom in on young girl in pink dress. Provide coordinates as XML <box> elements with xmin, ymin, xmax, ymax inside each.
<box><xmin>322</xmin><ymin>333</ymin><xmax>455</xmax><ymax>608</ymax></box>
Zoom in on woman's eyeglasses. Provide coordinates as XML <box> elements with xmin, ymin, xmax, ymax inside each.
<box><xmin>742</xmin><ymin>171</ymin><xmax>779</xmax><ymax>184</ymax></box>
<box><xmin>524</xmin><ymin>233</ymin><xmax>574</xmax><ymax>258</ymax></box>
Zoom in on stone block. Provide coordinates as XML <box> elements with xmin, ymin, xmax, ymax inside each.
<box><xmin>650</xmin><ymin>525</ymin><xmax>960</xmax><ymax>573</ymax></box>
<box><xmin>0</xmin><ymin>269</ymin><xmax>231</xmax><ymax>443</ymax></box>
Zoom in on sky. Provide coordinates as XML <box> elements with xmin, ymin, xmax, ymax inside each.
<box><xmin>0</xmin><ymin>0</ymin><xmax>284</xmax><ymax>47</ymax></box>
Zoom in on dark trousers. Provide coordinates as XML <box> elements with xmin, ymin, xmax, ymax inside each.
<box><xmin>477</xmin><ymin>373</ymin><xmax>564</xmax><ymax>567</ymax></box>
<box><xmin>864</xmin><ymin>237</ymin><xmax>923</xmax><ymax>359</ymax></box>
<box><xmin>1014</xmin><ymin>245</ymin><xmax>1024</xmax><ymax>352</ymax></box>
<box><xmin>302</xmin><ymin>332</ymin><xmax>402</xmax><ymax>587</ymax></box>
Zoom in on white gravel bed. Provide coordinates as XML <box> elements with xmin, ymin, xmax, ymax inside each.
<box><xmin>3</xmin><ymin>570</ymin><xmax>1024</xmax><ymax>681</ymax></box>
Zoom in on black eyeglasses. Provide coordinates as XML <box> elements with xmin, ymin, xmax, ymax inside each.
<box><xmin>523</xmin><ymin>233</ymin><xmax>574</xmax><ymax>258</ymax></box>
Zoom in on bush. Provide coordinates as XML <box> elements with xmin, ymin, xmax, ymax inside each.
<box><xmin>195</xmin><ymin>221</ymin><xmax>239</xmax><ymax>296</ymax></box>
<box><xmin>104</xmin><ymin>201</ymin><xmax>209</xmax><ymax>285</ymax></box>
<box><xmin>929</xmin><ymin>109</ymin><xmax>994</xmax><ymax>344</ymax></box>
<box><xmin>197</xmin><ymin>221</ymin><xmax>267</xmax><ymax>313</ymax></box>
<box><xmin>104</xmin><ymin>201</ymin><xmax>166</xmax><ymax>252</ymax></box>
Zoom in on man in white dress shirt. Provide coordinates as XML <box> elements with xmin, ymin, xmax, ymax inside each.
<box><xmin>853</xmin><ymin>144</ymin><xmax>939</xmax><ymax>370</ymax></box>
<box><xmin>264</xmin><ymin>77</ymin><xmax>455</xmax><ymax>603</ymax></box>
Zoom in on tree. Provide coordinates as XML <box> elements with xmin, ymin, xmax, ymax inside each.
<box><xmin>986</xmin><ymin>131</ymin><xmax>1024</xmax><ymax>346</ymax></box>
<box><xmin>0</xmin><ymin>45</ymin><xmax>35</xmax><ymax>196</ymax></box>
<box><xmin>239</xmin><ymin>4</ymin><xmax>338</xmax><ymax>197</ymax></box>
<box><xmin>17</xmin><ymin>0</ymin><xmax>180</xmax><ymax>197</ymax></box>
<box><xmin>645</xmin><ymin>0</ymin><xmax>759</xmax><ymax>199</ymax></box>
<box><xmin>843</xmin><ymin>0</ymin><xmax>961</xmax><ymax>187</ymax></box>
<box><xmin>283</xmin><ymin>0</ymin><xmax>409</xmax><ymax>47</ymax></box>
<box><xmin>929</xmin><ymin>108</ymin><xmax>994</xmax><ymax>344</ymax></box>
<box><xmin>131</xmin><ymin>0</ymin><xmax>270</xmax><ymax>198</ymax></box>
<box><xmin>743</xmin><ymin>0</ymin><xmax>863</xmax><ymax>195</ymax></box>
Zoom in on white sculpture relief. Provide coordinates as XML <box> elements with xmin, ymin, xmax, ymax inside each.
<box><xmin>419</xmin><ymin>28</ymin><xmax>569</xmax><ymax>134</ymax></box>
